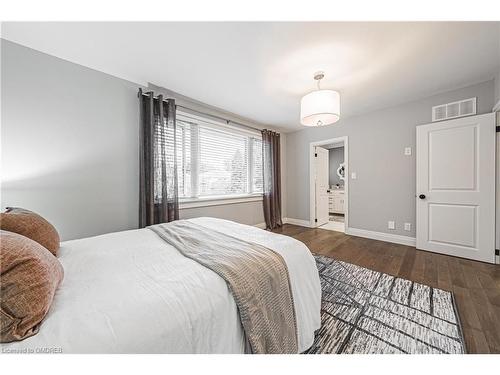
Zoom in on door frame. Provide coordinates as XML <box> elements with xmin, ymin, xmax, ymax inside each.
<box><xmin>309</xmin><ymin>136</ymin><xmax>349</xmax><ymax>230</ymax></box>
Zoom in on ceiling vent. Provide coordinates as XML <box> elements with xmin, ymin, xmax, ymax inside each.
<box><xmin>432</xmin><ymin>97</ymin><xmax>476</xmax><ymax>122</ymax></box>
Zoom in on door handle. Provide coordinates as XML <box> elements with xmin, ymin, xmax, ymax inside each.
<box><xmin>419</xmin><ymin>194</ymin><xmax>426</xmax><ymax>200</ymax></box>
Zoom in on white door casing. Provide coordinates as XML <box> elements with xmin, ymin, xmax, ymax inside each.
<box><xmin>315</xmin><ymin>146</ymin><xmax>330</xmax><ymax>226</ymax></box>
<box><xmin>416</xmin><ymin>113</ymin><xmax>496</xmax><ymax>263</ymax></box>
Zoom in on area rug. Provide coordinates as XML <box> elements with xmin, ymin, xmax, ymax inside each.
<box><xmin>305</xmin><ymin>255</ymin><xmax>466</xmax><ymax>354</ymax></box>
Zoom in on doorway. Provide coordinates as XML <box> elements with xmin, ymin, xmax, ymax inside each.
<box><xmin>309</xmin><ymin>136</ymin><xmax>348</xmax><ymax>233</ymax></box>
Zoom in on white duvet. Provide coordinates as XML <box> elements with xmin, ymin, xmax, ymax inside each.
<box><xmin>1</xmin><ymin>218</ymin><xmax>321</xmax><ymax>353</ymax></box>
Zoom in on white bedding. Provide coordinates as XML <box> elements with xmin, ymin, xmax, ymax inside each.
<box><xmin>1</xmin><ymin>217</ymin><xmax>321</xmax><ymax>353</ymax></box>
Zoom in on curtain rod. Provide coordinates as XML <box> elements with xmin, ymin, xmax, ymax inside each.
<box><xmin>176</xmin><ymin>104</ymin><xmax>263</xmax><ymax>134</ymax></box>
<box><xmin>139</xmin><ymin>90</ymin><xmax>264</xmax><ymax>134</ymax></box>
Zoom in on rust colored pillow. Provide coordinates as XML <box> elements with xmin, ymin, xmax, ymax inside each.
<box><xmin>0</xmin><ymin>207</ymin><xmax>60</xmax><ymax>256</ymax></box>
<box><xmin>0</xmin><ymin>230</ymin><xmax>64</xmax><ymax>343</ymax></box>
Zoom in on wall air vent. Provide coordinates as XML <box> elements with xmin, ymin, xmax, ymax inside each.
<box><xmin>432</xmin><ymin>97</ymin><xmax>476</xmax><ymax>122</ymax></box>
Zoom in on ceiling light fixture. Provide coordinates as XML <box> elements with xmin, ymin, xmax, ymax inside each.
<box><xmin>300</xmin><ymin>71</ymin><xmax>340</xmax><ymax>127</ymax></box>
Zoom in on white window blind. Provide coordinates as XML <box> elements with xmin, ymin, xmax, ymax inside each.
<box><xmin>252</xmin><ymin>138</ymin><xmax>263</xmax><ymax>193</ymax></box>
<box><xmin>176</xmin><ymin>114</ymin><xmax>263</xmax><ymax>200</ymax></box>
<box><xmin>199</xmin><ymin>126</ymin><xmax>248</xmax><ymax>196</ymax></box>
<box><xmin>176</xmin><ymin>121</ymin><xmax>192</xmax><ymax>198</ymax></box>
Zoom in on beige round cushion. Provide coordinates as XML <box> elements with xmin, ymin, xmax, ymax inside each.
<box><xmin>0</xmin><ymin>230</ymin><xmax>64</xmax><ymax>343</ymax></box>
<box><xmin>0</xmin><ymin>207</ymin><xmax>60</xmax><ymax>256</ymax></box>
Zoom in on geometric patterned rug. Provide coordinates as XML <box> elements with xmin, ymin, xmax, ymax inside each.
<box><xmin>305</xmin><ymin>255</ymin><xmax>466</xmax><ymax>354</ymax></box>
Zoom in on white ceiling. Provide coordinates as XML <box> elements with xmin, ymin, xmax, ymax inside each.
<box><xmin>3</xmin><ymin>22</ymin><xmax>499</xmax><ymax>131</ymax></box>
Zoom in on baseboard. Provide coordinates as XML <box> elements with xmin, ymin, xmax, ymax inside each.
<box><xmin>254</xmin><ymin>222</ymin><xmax>267</xmax><ymax>229</ymax></box>
<box><xmin>283</xmin><ymin>217</ymin><xmax>313</xmax><ymax>227</ymax></box>
<box><xmin>279</xmin><ymin>220</ymin><xmax>416</xmax><ymax>246</ymax></box>
<box><xmin>345</xmin><ymin>227</ymin><xmax>416</xmax><ymax>247</ymax></box>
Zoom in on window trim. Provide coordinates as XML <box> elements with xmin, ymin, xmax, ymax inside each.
<box><xmin>179</xmin><ymin>193</ymin><xmax>263</xmax><ymax>209</ymax></box>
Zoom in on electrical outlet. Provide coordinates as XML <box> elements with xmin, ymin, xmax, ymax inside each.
<box><xmin>404</xmin><ymin>147</ymin><xmax>412</xmax><ymax>156</ymax></box>
<box><xmin>388</xmin><ymin>221</ymin><xmax>395</xmax><ymax>230</ymax></box>
<box><xmin>351</xmin><ymin>172</ymin><xmax>357</xmax><ymax>179</ymax></box>
<box><xmin>404</xmin><ymin>223</ymin><xmax>411</xmax><ymax>231</ymax></box>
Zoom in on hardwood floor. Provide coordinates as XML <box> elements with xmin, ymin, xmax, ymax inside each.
<box><xmin>272</xmin><ymin>224</ymin><xmax>500</xmax><ymax>354</ymax></box>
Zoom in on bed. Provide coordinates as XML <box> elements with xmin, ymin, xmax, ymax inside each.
<box><xmin>1</xmin><ymin>217</ymin><xmax>321</xmax><ymax>353</ymax></box>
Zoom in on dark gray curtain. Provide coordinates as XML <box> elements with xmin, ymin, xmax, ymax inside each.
<box><xmin>262</xmin><ymin>129</ymin><xmax>282</xmax><ymax>230</ymax></box>
<box><xmin>139</xmin><ymin>89</ymin><xmax>179</xmax><ymax>227</ymax></box>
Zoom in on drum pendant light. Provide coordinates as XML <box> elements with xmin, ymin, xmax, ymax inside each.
<box><xmin>300</xmin><ymin>71</ymin><xmax>340</xmax><ymax>127</ymax></box>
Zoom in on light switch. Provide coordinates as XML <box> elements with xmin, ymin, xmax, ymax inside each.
<box><xmin>388</xmin><ymin>221</ymin><xmax>395</xmax><ymax>230</ymax></box>
<box><xmin>404</xmin><ymin>147</ymin><xmax>412</xmax><ymax>156</ymax></box>
<box><xmin>351</xmin><ymin>172</ymin><xmax>357</xmax><ymax>179</ymax></box>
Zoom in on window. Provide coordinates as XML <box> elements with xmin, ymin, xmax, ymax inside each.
<box><xmin>177</xmin><ymin>113</ymin><xmax>263</xmax><ymax>201</ymax></box>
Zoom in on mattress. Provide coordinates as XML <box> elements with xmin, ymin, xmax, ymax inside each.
<box><xmin>1</xmin><ymin>217</ymin><xmax>322</xmax><ymax>353</ymax></box>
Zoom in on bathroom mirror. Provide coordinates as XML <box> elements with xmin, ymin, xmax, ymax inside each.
<box><xmin>337</xmin><ymin>163</ymin><xmax>345</xmax><ymax>181</ymax></box>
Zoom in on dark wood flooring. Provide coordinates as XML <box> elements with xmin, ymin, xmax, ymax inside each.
<box><xmin>272</xmin><ymin>224</ymin><xmax>500</xmax><ymax>354</ymax></box>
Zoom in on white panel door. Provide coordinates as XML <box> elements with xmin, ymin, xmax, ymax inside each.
<box><xmin>416</xmin><ymin>113</ymin><xmax>496</xmax><ymax>263</ymax></box>
<box><xmin>315</xmin><ymin>147</ymin><xmax>330</xmax><ymax>226</ymax></box>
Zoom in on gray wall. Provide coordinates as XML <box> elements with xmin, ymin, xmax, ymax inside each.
<box><xmin>179</xmin><ymin>201</ymin><xmax>264</xmax><ymax>224</ymax></box>
<box><xmin>1</xmin><ymin>40</ymin><xmax>275</xmax><ymax>240</ymax></box>
<box><xmin>1</xmin><ymin>40</ymin><xmax>140</xmax><ymax>241</ymax></box>
<box><xmin>286</xmin><ymin>80</ymin><xmax>495</xmax><ymax>237</ymax></box>
<box><xmin>328</xmin><ymin>147</ymin><xmax>344</xmax><ymax>187</ymax></box>
<box><xmin>495</xmin><ymin>68</ymin><xmax>500</xmax><ymax>104</ymax></box>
